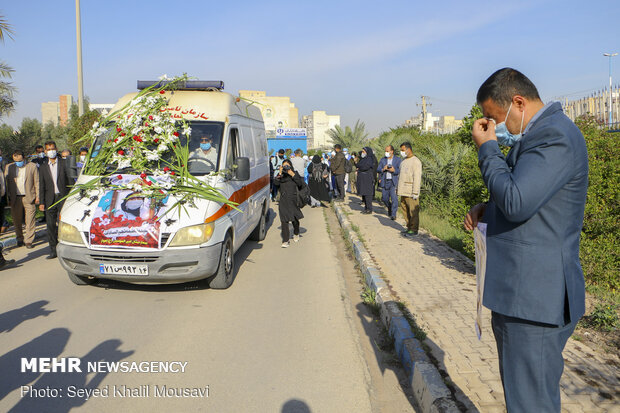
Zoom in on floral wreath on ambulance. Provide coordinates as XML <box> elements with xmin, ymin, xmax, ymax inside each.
<box><xmin>65</xmin><ymin>74</ymin><xmax>237</xmax><ymax>218</ymax></box>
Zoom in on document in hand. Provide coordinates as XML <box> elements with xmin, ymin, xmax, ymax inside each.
<box><xmin>474</xmin><ymin>222</ymin><xmax>487</xmax><ymax>340</ymax></box>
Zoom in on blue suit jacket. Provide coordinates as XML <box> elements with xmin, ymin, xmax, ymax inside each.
<box><xmin>377</xmin><ymin>156</ymin><xmax>402</xmax><ymax>187</ymax></box>
<box><xmin>479</xmin><ymin>102</ymin><xmax>588</xmax><ymax>326</ymax></box>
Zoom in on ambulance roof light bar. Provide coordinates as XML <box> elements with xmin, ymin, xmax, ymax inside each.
<box><xmin>137</xmin><ymin>80</ymin><xmax>225</xmax><ymax>91</ymax></box>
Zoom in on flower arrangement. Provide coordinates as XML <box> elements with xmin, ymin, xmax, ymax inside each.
<box><xmin>68</xmin><ymin>74</ymin><xmax>236</xmax><ymax>218</ymax></box>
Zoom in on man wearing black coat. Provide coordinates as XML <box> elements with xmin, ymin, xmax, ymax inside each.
<box><xmin>38</xmin><ymin>141</ymin><xmax>75</xmax><ymax>259</ymax></box>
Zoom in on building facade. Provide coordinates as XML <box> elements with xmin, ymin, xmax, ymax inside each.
<box><xmin>238</xmin><ymin>90</ymin><xmax>299</xmax><ymax>138</ymax></box>
<box><xmin>41</xmin><ymin>94</ymin><xmax>73</xmax><ymax>127</ymax></box>
<box><xmin>301</xmin><ymin>111</ymin><xmax>341</xmax><ymax>149</ymax></box>
<box><xmin>562</xmin><ymin>86</ymin><xmax>620</xmax><ymax>128</ymax></box>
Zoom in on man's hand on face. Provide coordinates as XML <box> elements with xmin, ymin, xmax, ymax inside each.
<box><xmin>472</xmin><ymin>118</ymin><xmax>498</xmax><ymax>148</ymax></box>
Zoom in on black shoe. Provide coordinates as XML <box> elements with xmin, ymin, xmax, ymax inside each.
<box><xmin>25</xmin><ymin>243</ymin><xmax>34</xmax><ymax>249</ymax></box>
<box><xmin>390</xmin><ymin>216</ymin><xmax>396</xmax><ymax>220</ymax></box>
<box><xmin>46</xmin><ymin>252</ymin><xmax>57</xmax><ymax>259</ymax></box>
<box><xmin>0</xmin><ymin>259</ymin><xmax>16</xmax><ymax>269</ymax></box>
<box><xmin>403</xmin><ymin>230</ymin><xmax>418</xmax><ymax>238</ymax></box>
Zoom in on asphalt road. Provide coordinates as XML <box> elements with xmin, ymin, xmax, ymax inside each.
<box><xmin>0</xmin><ymin>206</ymin><xmax>414</xmax><ymax>413</ymax></box>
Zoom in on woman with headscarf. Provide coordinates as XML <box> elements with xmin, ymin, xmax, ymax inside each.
<box><xmin>356</xmin><ymin>146</ymin><xmax>376</xmax><ymax>214</ymax></box>
<box><xmin>307</xmin><ymin>155</ymin><xmax>330</xmax><ymax>207</ymax></box>
<box><xmin>273</xmin><ymin>159</ymin><xmax>304</xmax><ymax>247</ymax></box>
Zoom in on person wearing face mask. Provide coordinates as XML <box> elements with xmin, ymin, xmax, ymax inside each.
<box><xmin>38</xmin><ymin>141</ymin><xmax>76</xmax><ymax>259</ymax></box>
<box><xmin>76</xmin><ymin>147</ymin><xmax>89</xmax><ymax>171</ymax></box>
<box><xmin>463</xmin><ymin>68</ymin><xmax>589</xmax><ymax>413</ymax></box>
<box><xmin>6</xmin><ymin>150</ymin><xmax>39</xmax><ymax>249</ymax></box>
<box><xmin>270</xmin><ymin>149</ymin><xmax>286</xmax><ymax>202</ymax></box>
<box><xmin>355</xmin><ymin>147</ymin><xmax>376</xmax><ymax>214</ymax></box>
<box><xmin>377</xmin><ymin>145</ymin><xmax>402</xmax><ymax>220</ymax></box>
<box><xmin>189</xmin><ymin>135</ymin><xmax>219</xmax><ymax>173</ymax></box>
<box><xmin>329</xmin><ymin>144</ymin><xmax>347</xmax><ymax>201</ymax></box>
<box><xmin>31</xmin><ymin>145</ymin><xmax>46</xmax><ymax>167</ymax></box>
<box><xmin>397</xmin><ymin>142</ymin><xmax>422</xmax><ymax>236</ymax></box>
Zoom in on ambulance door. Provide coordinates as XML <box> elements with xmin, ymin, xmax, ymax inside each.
<box><xmin>223</xmin><ymin>125</ymin><xmax>248</xmax><ymax>250</ymax></box>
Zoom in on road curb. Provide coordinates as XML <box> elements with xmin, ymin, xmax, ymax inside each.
<box><xmin>333</xmin><ymin>203</ymin><xmax>459</xmax><ymax>413</ymax></box>
<box><xmin>0</xmin><ymin>228</ymin><xmax>47</xmax><ymax>249</ymax></box>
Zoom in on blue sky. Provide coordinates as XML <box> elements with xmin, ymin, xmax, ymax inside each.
<box><xmin>1</xmin><ymin>0</ymin><xmax>619</xmax><ymax>136</ymax></box>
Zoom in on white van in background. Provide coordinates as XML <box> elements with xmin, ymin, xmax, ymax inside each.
<box><xmin>57</xmin><ymin>81</ymin><xmax>270</xmax><ymax>288</ymax></box>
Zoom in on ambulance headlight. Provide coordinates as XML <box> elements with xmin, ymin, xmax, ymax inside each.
<box><xmin>58</xmin><ymin>222</ymin><xmax>84</xmax><ymax>245</ymax></box>
<box><xmin>169</xmin><ymin>223</ymin><xmax>214</xmax><ymax>247</ymax></box>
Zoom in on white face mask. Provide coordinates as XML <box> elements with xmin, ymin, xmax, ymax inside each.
<box><xmin>80</xmin><ymin>155</ymin><xmax>86</xmax><ymax>162</ymax></box>
<box><xmin>400</xmin><ymin>151</ymin><xmax>407</xmax><ymax>157</ymax></box>
<box><xmin>361</xmin><ymin>152</ymin><xmax>367</xmax><ymax>158</ymax></box>
<box><xmin>331</xmin><ymin>151</ymin><xmax>336</xmax><ymax>156</ymax></box>
<box><xmin>385</xmin><ymin>151</ymin><xmax>391</xmax><ymax>158</ymax></box>
<box><xmin>46</xmin><ymin>150</ymin><xmax>57</xmax><ymax>159</ymax></box>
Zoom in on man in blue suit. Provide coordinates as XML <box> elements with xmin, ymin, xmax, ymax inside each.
<box><xmin>377</xmin><ymin>145</ymin><xmax>402</xmax><ymax>220</ymax></box>
<box><xmin>464</xmin><ymin>68</ymin><xmax>588</xmax><ymax>412</ymax></box>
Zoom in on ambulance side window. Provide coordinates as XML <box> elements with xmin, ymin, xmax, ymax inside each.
<box><xmin>225</xmin><ymin>128</ymin><xmax>239</xmax><ymax>171</ymax></box>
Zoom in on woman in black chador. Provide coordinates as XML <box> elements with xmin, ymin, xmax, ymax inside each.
<box><xmin>273</xmin><ymin>159</ymin><xmax>304</xmax><ymax>247</ymax></box>
<box><xmin>356</xmin><ymin>146</ymin><xmax>377</xmax><ymax>214</ymax></box>
<box><xmin>307</xmin><ymin>155</ymin><xmax>330</xmax><ymax>206</ymax></box>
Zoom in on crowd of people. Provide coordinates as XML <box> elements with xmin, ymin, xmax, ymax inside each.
<box><xmin>269</xmin><ymin>143</ymin><xmax>423</xmax><ymax>247</ymax></box>
<box><xmin>0</xmin><ymin>140</ymin><xmax>84</xmax><ymax>269</ymax></box>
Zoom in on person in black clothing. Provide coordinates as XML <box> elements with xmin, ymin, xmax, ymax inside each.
<box><xmin>0</xmin><ymin>148</ymin><xmax>8</xmax><ymax>233</ymax></box>
<box><xmin>38</xmin><ymin>141</ymin><xmax>76</xmax><ymax>259</ymax></box>
<box><xmin>307</xmin><ymin>155</ymin><xmax>330</xmax><ymax>206</ymax></box>
<box><xmin>31</xmin><ymin>145</ymin><xmax>46</xmax><ymax>166</ymax></box>
<box><xmin>0</xmin><ymin>245</ymin><xmax>15</xmax><ymax>269</ymax></box>
<box><xmin>273</xmin><ymin>159</ymin><xmax>304</xmax><ymax>248</ymax></box>
<box><xmin>356</xmin><ymin>146</ymin><xmax>377</xmax><ymax>214</ymax></box>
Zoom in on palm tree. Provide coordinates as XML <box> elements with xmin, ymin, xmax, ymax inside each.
<box><xmin>326</xmin><ymin>120</ymin><xmax>369</xmax><ymax>152</ymax></box>
<box><xmin>0</xmin><ymin>14</ymin><xmax>16</xmax><ymax>118</ymax></box>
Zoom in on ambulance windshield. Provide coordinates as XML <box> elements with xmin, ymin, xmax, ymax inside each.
<box><xmin>89</xmin><ymin>121</ymin><xmax>224</xmax><ymax>176</ymax></box>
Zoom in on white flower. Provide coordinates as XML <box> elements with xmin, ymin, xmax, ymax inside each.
<box><xmin>146</xmin><ymin>151</ymin><xmax>160</xmax><ymax>161</ymax></box>
<box><xmin>158</xmin><ymin>74</ymin><xmax>169</xmax><ymax>81</ymax></box>
<box><xmin>92</xmin><ymin>121</ymin><xmax>99</xmax><ymax>130</ymax></box>
<box><xmin>154</xmin><ymin>126</ymin><xmax>164</xmax><ymax>134</ymax></box>
<box><xmin>118</xmin><ymin>159</ymin><xmax>131</xmax><ymax>169</ymax></box>
<box><xmin>157</xmin><ymin>143</ymin><xmax>168</xmax><ymax>152</ymax></box>
<box><xmin>131</xmin><ymin>126</ymin><xmax>142</xmax><ymax>135</ymax></box>
<box><xmin>183</xmin><ymin>126</ymin><xmax>192</xmax><ymax>136</ymax></box>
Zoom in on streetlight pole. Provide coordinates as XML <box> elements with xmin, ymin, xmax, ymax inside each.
<box><xmin>76</xmin><ymin>0</ymin><xmax>84</xmax><ymax>116</ymax></box>
<box><xmin>603</xmin><ymin>52</ymin><xmax>617</xmax><ymax>126</ymax></box>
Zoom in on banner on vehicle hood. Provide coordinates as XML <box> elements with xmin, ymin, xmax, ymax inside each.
<box><xmin>89</xmin><ymin>175</ymin><xmax>170</xmax><ymax>249</ymax></box>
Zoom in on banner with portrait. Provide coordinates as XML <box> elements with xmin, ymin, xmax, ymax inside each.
<box><xmin>89</xmin><ymin>175</ymin><xmax>170</xmax><ymax>249</ymax></box>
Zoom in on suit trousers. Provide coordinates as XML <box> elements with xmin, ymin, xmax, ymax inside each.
<box><xmin>45</xmin><ymin>194</ymin><xmax>63</xmax><ymax>253</ymax></box>
<box><xmin>381</xmin><ymin>179</ymin><xmax>398</xmax><ymax>218</ymax></box>
<box><xmin>11</xmin><ymin>196</ymin><xmax>37</xmax><ymax>244</ymax></box>
<box><xmin>491</xmin><ymin>312</ymin><xmax>577</xmax><ymax>413</ymax></box>
<box><xmin>334</xmin><ymin>173</ymin><xmax>346</xmax><ymax>199</ymax></box>
<box><xmin>399</xmin><ymin>196</ymin><xmax>419</xmax><ymax>232</ymax></box>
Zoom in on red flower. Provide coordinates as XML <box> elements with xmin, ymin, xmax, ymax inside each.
<box><xmin>116</xmin><ymin>127</ymin><xmax>122</xmax><ymax>132</ymax></box>
<box><xmin>146</xmin><ymin>181</ymin><xmax>152</xmax><ymax>186</ymax></box>
<box><xmin>140</xmin><ymin>173</ymin><xmax>147</xmax><ymax>179</ymax></box>
<box><xmin>144</xmin><ymin>122</ymin><xmax>149</xmax><ymax>127</ymax></box>
<box><xmin>118</xmin><ymin>150</ymin><xmax>125</xmax><ymax>155</ymax></box>
<box><xmin>170</xmin><ymin>171</ymin><xmax>176</xmax><ymax>175</ymax></box>
<box><xmin>107</xmin><ymin>139</ymin><xmax>112</xmax><ymax>143</ymax></box>
<box><xmin>173</xmin><ymin>132</ymin><xmax>179</xmax><ymax>137</ymax></box>
<box><xmin>149</xmin><ymin>116</ymin><xmax>153</xmax><ymax>121</ymax></box>
<box><xmin>117</xmin><ymin>174</ymin><xmax>123</xmax><ymax>179</ymax></box>
<box><xmin>114</xmin><ymin>138</ymin><xmax>118</xmax><ymax>143</ymax></box>
<box><xmin>120</xmin><ymin>132</ymin><xmax>126</xmax><ymax>136</ymax></box>
<box><xmin>163</xmin><ymin>166</ymin><xmax>170</xmax><ymax>172</ymax></box>
<box><xmin>159</xmin><ymin>90</ymin><xmax>165</xmax><ymax>94</ymax></box>
<box><xmin>153</xmin><ymin>138</ymin><xmax>159</xmax><ymax>143</ymax></box>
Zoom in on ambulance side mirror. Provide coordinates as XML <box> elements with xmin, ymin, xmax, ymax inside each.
<box><xmin>234</xmin><ymin>157</ymin><xmax>250</xmax><ymax>181</ymax></box>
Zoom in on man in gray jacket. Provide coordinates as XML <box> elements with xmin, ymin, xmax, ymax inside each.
<box><xmin>464</xmin><ymin>68</ymin><xmax>588</xmax><ymax>413</ymax></box>
<box><xmin>330</xmin><ymin>144</ymin><xmax>347</xmax><ymax>201</ymax></box>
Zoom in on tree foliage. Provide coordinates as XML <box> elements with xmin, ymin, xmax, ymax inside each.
<box><xmin>326</xmin><ymin>120</ymin><xmax>368</xmax><ymax>152</ymax></box>
<box><xmin>0</xmin><ymin>14</ymin><xmax>16</xmax><ymax>119</ymax></box>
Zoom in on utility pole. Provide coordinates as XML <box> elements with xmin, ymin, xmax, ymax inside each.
<box><xmin>416</xmin><ymin>96</ymin><xmax>431</xmax><ymax>131</ymax></box>
<box><xmin>76</xmin><ymin>0</ymin><xmax>84</xmax><ymax>116</ymax></box>
<box><xmin>604</xmin><ymin>53</ymin><xmax>617</xmax><ymax>127</ymax></box>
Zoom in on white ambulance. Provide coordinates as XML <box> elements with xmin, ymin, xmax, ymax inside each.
<box><xmin>56</xmin><ymin>81</ymin><xmax>270</xmax><ymax>288</ymax></box>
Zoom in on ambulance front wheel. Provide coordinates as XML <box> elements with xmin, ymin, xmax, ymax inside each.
<box><xmin>208</xmin><ymin>233</ymin><xmax>235</xmax><ymax>289</ymax></box>
<box><xmin>67</xmin><ymin>272</ymin><xmax>96</xmax><ymax>285</ymax></box>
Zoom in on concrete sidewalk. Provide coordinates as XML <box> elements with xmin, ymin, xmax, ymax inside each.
<box><xmin>338</xmin><ymin>194</ymin><xmax>619</xmax><ymax>413</ymax></box>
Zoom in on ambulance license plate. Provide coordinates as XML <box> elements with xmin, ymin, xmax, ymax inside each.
<box><xmin>99</xmin><ymin>264</ymin><xmax>148</xmax><ymax>276</ymax></box>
